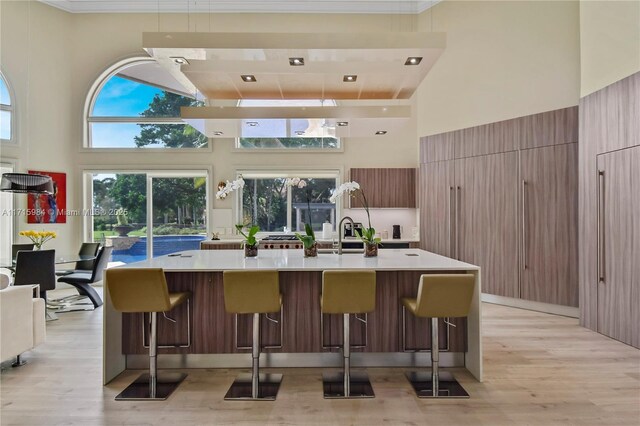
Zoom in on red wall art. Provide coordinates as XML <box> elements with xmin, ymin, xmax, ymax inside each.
<box><xmin>27</xmin><ymin>170</ymin><xmax>67</xmax><ymax>224</ymax></box>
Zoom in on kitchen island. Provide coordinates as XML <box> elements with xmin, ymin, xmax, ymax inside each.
<box><xmin>103</xmin><ymin>249</ymin><xmax>481</xmax><ymax>384</ymax></box>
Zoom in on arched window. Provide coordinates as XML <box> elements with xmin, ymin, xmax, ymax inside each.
<box><xmin>0</xmin><ymin>71</ymin><xmax>15</xmax><ymax>143</ymax></box>
<box><xmin>236</xmin><ymin>99</ymin><xmax>340</xmax><ymax>150</ymax></box>
<box><xmin>85</xmin><ymin>58</ymin><xmax>208</xmax><ymax>149</ymax></box>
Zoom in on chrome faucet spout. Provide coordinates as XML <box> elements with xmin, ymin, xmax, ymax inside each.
<box><xmin>337</xmin><ymin>216</ymin><xmax>355</xmax><ymax>255</ymax></box>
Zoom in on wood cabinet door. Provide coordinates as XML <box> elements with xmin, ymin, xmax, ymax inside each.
<box><xmin>597</xmin><ymin>146</ymin><xmax>640</xmax><ymax>348</ymax></box>
<box><xmin>456</xmin><ymin>152</ymin><xmax>519</xmax><ymax>298</ymax></box>
<box><xmin>349</xmin><ymin>168</ymin><xmax>416</xmax><ymax>208</ymax></box>
<box><xmin>418</xmin><ymin>162</ymin><xmax>455</xmax><ymax>257</ymax></box>
<box><xmin>520</xmin><ymin>143</ymin><xmax>578</xmax><ymax>306</ymax></box>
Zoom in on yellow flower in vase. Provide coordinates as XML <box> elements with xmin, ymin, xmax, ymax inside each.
<box><xmin>19</xmin><ymin>230</ymin><xmax>57</xmax><ymax>250</ymax></box>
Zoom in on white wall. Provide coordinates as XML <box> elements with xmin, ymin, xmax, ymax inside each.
<box><xmin>1</xmin><ymin>2</ymin><xmax>420</xmax><ymax>253</ymax></box>
<box><xmin>580</xmin><ymin>0</ymin><xmax>640</xmax><ymax>96</ymax></box>
<box><xmin>416</xmin><ymin>0</ymin><xmax>581</xmax><ymax>136</ymax></box>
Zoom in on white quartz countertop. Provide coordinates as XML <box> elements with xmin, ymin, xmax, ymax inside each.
<box><xmin>117</xmin><ymin>249</ymin><xmax>478</xmax><ymax>272</ymax></box>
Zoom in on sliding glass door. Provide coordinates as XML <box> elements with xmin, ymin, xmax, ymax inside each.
<box><xmin>148</xmin><ymin>174</ymin><xmax>207</xmax><ymax>258</ymax></box>
<box><xmin>87</xmin><ymin>170</ymin><xmax>209</xmax><ymax>264</ymax></box>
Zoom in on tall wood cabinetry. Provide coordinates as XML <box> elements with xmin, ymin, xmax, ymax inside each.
<box><xmin>419</xmin><ymin>106</ymin><xmax>579</xmax><ymax>307</ymax></box>
<box><xmin>579</xmin><ymin>72</ymin><xmax>639</xmax><ymax>348</ymax></box>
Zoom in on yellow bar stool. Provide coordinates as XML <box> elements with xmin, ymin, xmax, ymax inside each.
<box><xmin>321</xmin><ymin>270</ymin><xmax>376</xmax><ymax>399</ymax></box>
<box><xmin>402</xmin><ymin>274</ymin><xmax>475</xmax><ymax>398</ymax></box>
<box><xmin>106</xmin><ymin>268</ymin><xmax>191</xmax><ymax>401</ymax></box>
<box><xmin>223</xmin><ymin>270</ymin><xmax>283</xmax><ymax>400</ymax></box>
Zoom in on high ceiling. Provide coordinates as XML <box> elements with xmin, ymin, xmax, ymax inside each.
<box><xmin>40</xmin><ymin>0</ymin><xmax>440</xmax><ymax>14</ymax></box>
<box><xmin>144</xmin><ymin>31</ymin><xmax>445</xmax><ymax>100</ymax></box>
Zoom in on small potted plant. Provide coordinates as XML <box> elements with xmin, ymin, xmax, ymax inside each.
<box><xmin>287</xmin><ymin>178</ymin><xmax>318</xmax><ymax>258</ymax></box>
<box><xmin>330</xmin><ymin>181</ymin><xmax>381</xmax><ymax>257</ymax></box>
<box><xmin>114</xmin><ymin>211</ymin><xmax>133</xmax><ymax>237</ymax></box>
<box><xmin>236</xmin><ymin>224</ymin><xmax>260</xmax><ymax>257</ymax></box>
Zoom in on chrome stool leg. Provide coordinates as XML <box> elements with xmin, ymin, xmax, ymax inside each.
<box><xmin>115</xmin><ymin>312</ymin><xmax>187</xmax><ymax>401</ymax></box>
<box><xmin>323</xmin><ymin>313</ymin><xmax>375</xmax><ymax>399</ymax></box>
<box><xmin>405</xmin><ymin>318</ymin><xmax>469</xmax><ymax>398</ymax></box>
<box><xmin>225</xmin><ymin>313</ymin><xmax>282</xmax><ymax>400</ymax></box>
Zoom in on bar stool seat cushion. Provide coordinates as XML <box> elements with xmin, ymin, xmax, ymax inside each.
<box><xmin>223</xmin><ymin>270</ymin><xmax>281</xmax><ymax>314</ymax></box>
<box><xmin>321</xmin><ymin>270</ymin><xmax>376</xmax><ymax>314</ymax></box>
<box><xmin>405</xmin><ymin>274</ymin><xmax>475</xmax><ymax>318</ymax></box>
<box><xmin>107</xmin><ymin>268</ymin><xmax>191</xmax><ymax>313</ymax></box>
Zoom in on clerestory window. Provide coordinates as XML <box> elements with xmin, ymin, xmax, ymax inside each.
<box><xmin>236</xmin><ymin>99</ymin><xmax>340</xmax><ymax>150</ymax></box>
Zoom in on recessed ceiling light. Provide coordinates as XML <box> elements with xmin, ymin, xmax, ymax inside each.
<box><xmin>213</xmin><ymin>131</ymin><xmax>224</xmax><ymax>136</ymax></box>
<box><xmin>337</xmin><ymin>122</ymin><xmax>349</xmax><ymax>127</ymax></box>
<box><xmin>375</xmin><ymin>130</ymin><xmax>387</xmax><ymax>135</ymax></box>
<box><xmin>405</xmin><ymin>57</ymin><xmax>422</xmax><ymax>66</ymax></box>
<box><xmin>246</xmin><ymin>121</ymin><xmax>259</xmax><ymax>127</ymax></box>
<box><xmin>241</xmin><ymin>75</ymin><xmax>257</xmax><ymax>82</ymax></box>
<box><xmin>295</xmin><ymin>130</ymin><xmax>305</xmax><ymax>136</ymax></box>
<box><xmin>289</xmin><ymin>57</ymin><xmax>305</xmax><ymax>66</ymax></box>
<box><xmin>170</xmin><ymin>56</ymin><xmax>189</xmax><ymax>65</ymax></box>
<box><xmin>343</xmin><ymin>75</ymin><xmax>357</xmax><ymax>82</ymax></box>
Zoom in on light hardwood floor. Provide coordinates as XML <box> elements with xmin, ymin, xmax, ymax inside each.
<box><xmin>1</xmin><ymin>290</ymin><xmax>639</xmax><ymax>425</ymax></box>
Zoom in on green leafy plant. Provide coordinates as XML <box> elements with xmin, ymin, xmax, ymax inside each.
<box><xmin>296</xmin><ymin>223</ymin><xmax>316</xmax><ymax>249</ymax></box>
<box><xmin>235</xmin><ymin>223</ymin><xmax>260</xmax><ymax>247</ymax></box>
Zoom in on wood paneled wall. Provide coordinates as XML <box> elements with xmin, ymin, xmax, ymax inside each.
<box><xmin>578</xmin><ymin>72</ymin><xmax>640</xmax><ymax>332</ymax></box>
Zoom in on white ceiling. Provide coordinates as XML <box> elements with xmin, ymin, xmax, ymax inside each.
<box><xmin>40</xmin><ymin>0</ymin><xmax>440</xmax><ymax>15</ymax></box>
<box><xmin>144</xmin><ymin>31</ymin><xmax>445</xmax><ymax>100</ymax></box>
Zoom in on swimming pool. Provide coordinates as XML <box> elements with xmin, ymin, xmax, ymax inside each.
<box><xmin>112</xmin><ymin>235</ymin><xmax>206</xmax><ymax>264</ymax></box>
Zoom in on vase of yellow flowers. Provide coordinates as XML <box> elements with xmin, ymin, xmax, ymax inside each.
<box><xmin>19</xmin><ymin>230</ymin><xmax>57</xmax><ymax>250</ymax></box>
<box><xmin>330</xmin><ymin>181</ymin><xmax>381</xmax><ymax>257</ymax></box>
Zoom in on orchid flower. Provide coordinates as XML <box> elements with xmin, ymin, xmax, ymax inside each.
<box><xmin>216</xmin><ymin>176</ymin><xmax>245</xmax><ymax>200</ymax></box>
<box><xmin>329</xmin><ymin>181</ymin><xmax>379</xmax><ymax>244</ymax></box>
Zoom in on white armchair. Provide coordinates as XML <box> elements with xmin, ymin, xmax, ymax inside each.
<box><xmin>0</xmin><ymin>275</ymin><xmax>46</xmax><ymax>366</ymax></box>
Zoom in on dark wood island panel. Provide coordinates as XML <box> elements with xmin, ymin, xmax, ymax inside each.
<box><xmin>122</xmin><ymin>271</ymin><xmax>468</xmax><ymax>355</ymax></box>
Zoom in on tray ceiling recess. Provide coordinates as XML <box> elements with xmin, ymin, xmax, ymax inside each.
<box><xmin>143</xmin><ymin>31</ymin><xmax>446</xmax><ymax>100</ymax></box>
<box><xmin>181</xmin><ymin>105</ymin><xmax>412</xmax><ymax>138</ymax></box>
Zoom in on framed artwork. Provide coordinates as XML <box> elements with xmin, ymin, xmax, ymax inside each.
<box><xmin>27</xmin><ymin>170</ymin><xmax>67</xmax><ymax>224</ymax></box>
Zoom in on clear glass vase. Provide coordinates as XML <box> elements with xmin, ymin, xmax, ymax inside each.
<box><xmin>244</xmin><ymin>244</ymin><xmax>258</xmax><ymax>258</ymax></box>
<box><xmin>364</xmin><ymin>242</ymin><xmax>378</xmax><ymax>257</ymax></box>
<box><xmin>304</xmin><ymin>242</ymin><xmax>318</xmax><ymax>258</ymax></box>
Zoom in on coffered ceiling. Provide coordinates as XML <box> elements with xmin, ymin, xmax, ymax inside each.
<box><xmin>40</xmin><ymin>0</ymin><xmax>440</xmax><ymax>15</ymax></box>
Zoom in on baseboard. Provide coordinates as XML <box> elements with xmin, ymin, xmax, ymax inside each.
<box><xmin>481</xmin><ymin>294</ymin><xmax>579</xmax><ymax>318</ymax></box>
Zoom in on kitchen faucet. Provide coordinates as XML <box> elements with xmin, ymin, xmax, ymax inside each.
<box><xmin>337</xmin><ymin>216</ymin><xmax>355</xmax><ymax>255</ymax></box>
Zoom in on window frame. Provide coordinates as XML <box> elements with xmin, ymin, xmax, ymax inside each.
<box><xmin>235</xmin><ymin>168</ymin><xmax>342</xmax><ymax>234</ymax></box>
<box><xmin>82</xmin><ymin>56</ymin><xmax>211</xmax><ymax>153</ymax></box>
<box><xmin>233</xmin><ymin>99</ymin><xmax>343</xmax><ymax>154</ymax></box>
<box><xmin>0</xmin><ymin>70</ymin><xmax>16</xmax><ymax>144</ymax></box>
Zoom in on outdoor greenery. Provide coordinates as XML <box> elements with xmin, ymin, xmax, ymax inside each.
<box><xmin>241</xmin><ymin>177</ymin><xmax>335</xmax><ymax>233</ymax></box>
<box><xmin>135</xmin><ymin>92</ymin><xmax>208</xmax><ymax>148</ymax></box>
<box><xmin>92</xmin><ymin>174</ymin><xmax>206</xmax><ymax>235</ymax></box>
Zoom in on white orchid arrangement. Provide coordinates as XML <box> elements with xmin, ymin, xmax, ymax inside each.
<box><xmin>286</xmin><ymin>177</ymin><xmax>316</xmax><ymax>249</ymax></box>
<box><xmin>216</xmin><ymin>176</ymin><xmax>245</xmax><ymax>200</ymax></box>
<box><xmin>330</xmin><ymin>181</ymin><xmax>381</xmax><ymax>245</ymax></box>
